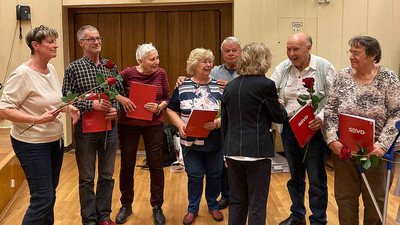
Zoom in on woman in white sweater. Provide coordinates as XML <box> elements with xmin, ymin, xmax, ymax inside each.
<box><xmin>0</xmin><ymin>25</ymin><xmax>80</xmax><ymax>225</ymax></box>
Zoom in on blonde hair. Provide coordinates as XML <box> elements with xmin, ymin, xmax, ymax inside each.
<box><xmin>186</xmin><ymin>48</ymin><xmax>214</xmax><ymax>76</ymax></box>
<box><xmin>236</xmin><ymin>42</ymin><xmax>272</xmax><ymax>75</ymax></box>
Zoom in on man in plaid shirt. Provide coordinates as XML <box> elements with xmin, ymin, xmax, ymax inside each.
<box><xmin>62</xmin><ymin>25</ymin><xmax>123</xmax><ymax>225</ymax></box>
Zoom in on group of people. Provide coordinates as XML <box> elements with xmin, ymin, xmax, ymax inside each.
<box><xmin>0</xmin><ymin>23</ymin><xmax>399</xmax><ymax>225</ymax></box>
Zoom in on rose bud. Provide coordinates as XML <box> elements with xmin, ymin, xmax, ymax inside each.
<box><xmin>107</xmin><ymin>77</ymin><xmax>117</xmax><ymax>85</ymax></box>
<box><xmin>339</xmin><ymin>145</ymin><xmax>352</xmax><ymax>160</ymax></box>
<box><xmin>105</xmin><ymin>60</ymin><xmax>115</xmax><ymax>70</ymax></box>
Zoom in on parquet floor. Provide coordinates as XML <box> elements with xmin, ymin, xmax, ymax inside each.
<box><xmin>1</xmin><ymin>152</ymin><xmax>399</xmax><ymax>225</ymax></box>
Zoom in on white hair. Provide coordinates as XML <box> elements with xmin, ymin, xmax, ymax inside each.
<box><xmin>220</xmin><ymin>36</ymin><xmax>242</xmax><ymax>50</ymax></box>
<box><xmin>136</xmin><ymin>43</ymin><xmax>157</xmax><ymax>63</ymax></box>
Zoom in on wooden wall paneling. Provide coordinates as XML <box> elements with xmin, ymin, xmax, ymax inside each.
<box><xmin>121</xmin><ymin>13</ymin><xmax>145</xmax><ymax>70</ymax></box>
<box><xmin>167</xmin><ymin>12</ymin><xmax>181</xmax><ymax>89</ymax></box>
<box><xmin>155</xmin><ymin>12</ymin><xmax>169</xmax><ymax>74</ymax></box>
<box><xmin>98</xmin><ymin>13</ymin><xmax>122</xmax><ymax>70</ymax></box>
<box><xmin>179</xmin><ymin>12</ymin><xmax>192</xmax><ymax>76</ymax></box>
<box><xmin>220</xmin><ymin>5</ymin><xmax>233</xmax><ymax>63</ymax></box>
<box><xmin>191</xmin><ymin>11</ymin><xmax>205</xmax><ymax>49</ymax></box>
<box><xmin>73</xmin><ymin>14</ymin><xmax>98</xmax><ymax>60</ymax></box>
<box><xmin>145</xmin><ymin>12</ymin><xmax>157</xmax><ymax>44</ymax></box>
<box><xmin>203</xmin><ymin>10</ymin><xmax>220</xmax><ymax>65</ymax></box>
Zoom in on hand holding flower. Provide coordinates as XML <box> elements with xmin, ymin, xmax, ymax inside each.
<box><xmin>329</xmin><ymin>141</ymin><xmax>343</xmax><ymax>155</ymax></box>
<box><xmin>93</xmin><ymin>99</ymin><xmax>112</xmax><ymax>112</ymax></box>
<box><xmin>370</xmin><ymin>144</ymin><xmax>385</xmax><ymax>158</ymax></box>
<box><xmin>105</xmin><ymin>107</ymin><xmax>117</xmax><ymax>120</ymax></box>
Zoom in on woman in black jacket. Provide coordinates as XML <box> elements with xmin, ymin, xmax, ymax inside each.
<box><xmin>221</xmin><ymin>42</ymin><xmax>287</xmax><ymax>225</ymax></box>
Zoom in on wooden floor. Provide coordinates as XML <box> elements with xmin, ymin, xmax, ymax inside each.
<box><xmin>1</xmin><ymin>152</ymin><xmax>399</xmax><ymax>225</ymax></box>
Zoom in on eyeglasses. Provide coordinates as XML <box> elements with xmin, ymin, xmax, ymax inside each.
<box><xmin>200</xmin><ymin>60</ymin><xmax>213</xmax><ymax>65</ymax></box>
<box><xmin>81</xmin><ymin>37</ymin><xmax>103</xmax><ymax>43</ymax></box>
<box><xmin>346</xmin><ymin>50</ymin><xmax>364</xmax><ymax>57</ymax></box>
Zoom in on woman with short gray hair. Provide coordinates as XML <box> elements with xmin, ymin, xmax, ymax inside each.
<box><xmin>115</xmin><ymin>43</ymin><xmax>170</xmax><ymax>225</ymax></box>
<box><xmin>221</xmin><ymin>42</ymin><xmax>287</xmax><ymax>225</ymax></box>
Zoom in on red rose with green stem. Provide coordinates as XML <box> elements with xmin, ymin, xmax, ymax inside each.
<box><xmin>297</xmin><ymin>77</ymin><xmax>325</xmax><ymax>162</ymax></box>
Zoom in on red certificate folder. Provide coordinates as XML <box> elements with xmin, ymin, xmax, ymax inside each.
<box><xmin>185</xmin><ymin>109</ymin><xmax>218</xmax><ymax>138</ymax></box>
<box><xmin>339</xmin><ymin>113</ymin><xmax>375</xmax><ymax>153</ymax></box>
<box><xmin>289</xmin><ymin>103</ymin><xmax>317</xmax><ymax>148</ymax></box>
<box><xmin>82</xmin><ymin>93</ymin><xmax>112</xmax><ymax>133</ymax></box>
<box><xmin>126</xmin><ymin>82</ymin><xmax>157</xmax><ymax>121</ymax></box>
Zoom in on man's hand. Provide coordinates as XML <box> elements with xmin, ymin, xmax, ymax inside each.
<box><xmin>68</xmin><ymin>105</ymin><xmax>80</xmax><ymax>124</ymax></box>
<box><xmin>175</xmin><ymin>76</ymin><xmax>187</xmax><ymax>88</ymax></box>
<box><xmin>329</xmin><ymin>141</ymin><xmax>343</xmax><ymax>155</ymax></box>
<box><xmin>216</xmin><ymin>80</ymin><xmax>228</xmax><ymax>89</ymax></box>
<box><xmin>93</xmin><ymin>99</ymin><xmax>112</xmax><ymax>112</ymax></box>
<box><xmin>116</xmin><ymin>95</ymin><xmax>136</xmax><ymax>113</ymax></box>
<box><xmin>370</xmin><ymin>144</ymin><xmax>385</xmax><ymax>158</ymax></box>
<box><xmin>308</xmin><ymin>116</ymin><xmax>323</xmax><ymax>130</ymax></box>
<box><xmin>105</xmin><ymin>107</ymin><xmax>117</xmax><ymax>120</ymax></box>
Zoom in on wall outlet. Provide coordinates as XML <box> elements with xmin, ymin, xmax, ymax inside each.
<box><xmin>11</xmin><ymin>179</ymin><xmax>15</xmax><ymax>188</ymax></box>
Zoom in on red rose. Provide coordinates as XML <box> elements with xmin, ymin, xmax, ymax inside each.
<box><xmin>302</xmin><ymin>77</ymin><xmax>315</xmax><ymax>89</ymax></box>
<box><xmin>104</xmin><ymin>60</ymin><xmax>115</xmax><ymax>70</ymax></box>
<box><xmin>107</xmin><ymin>77</ymin><xmax>117</xmax><ymax>85</ymax></box>
<box><xmin>339</xmin><ymin>145</ymin><xmax>352</xmax><ymax>160</ymax></box>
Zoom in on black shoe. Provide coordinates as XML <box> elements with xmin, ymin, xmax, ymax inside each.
<box><xmin>115</xmin><ymin>205</ymin><xmax>132</xmax><ymax>224</ymax></box>
<box><xmin>218</xmin><ymin>198</ymin><xmax>229</xmax><ymax>210</ymax></box>
<box><xmin>279</xmin><ymin>217</ymin><xmax>306</xmax><ymax>225</ymax></box>
<box><xmin>152</xmin><ymin>206</ymin><xmax>165</xmax><ymax>225</ymax></box>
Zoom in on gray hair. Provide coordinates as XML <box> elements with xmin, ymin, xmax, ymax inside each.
<box><xmin>236</xmin><ymin>42</ymin><xmax>272</xmax><ymax>75</ymax></box>
<box><xmin>186</xmin><ymin>48</ymin><xmax>214</xmax><ymax>76</ymax></box>
<box><xmin>76</xmin><ymin>25</ymin><xmax>98</xmax><ymax>41</ymax></box>
<box><xmin>220</xmin><ymin>36</ymin><xmax>242</xmax><ymax>50</ymax></box>
<box><xmin>136</xmin><ymin>43</ymin><xmax>157</xmax><ymax>63</ymax></box>
<box><xmin>26</xmin><ymin>25</ymin><xmax>58</xmax><ymax>55</ymax></box>
<box><xmin>349</xmin><ymin>36</ymin><xmax>381</xmax><ymax>63</ymax></box>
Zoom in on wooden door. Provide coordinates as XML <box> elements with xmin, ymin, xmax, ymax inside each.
<box><xmin>68</xmin><ymin>4</ymin><xmax>232</xmax><ymax>150</ymax></box>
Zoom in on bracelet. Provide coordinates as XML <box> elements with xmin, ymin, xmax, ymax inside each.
<box><xmin>156</xmin><ymin>105</ymin><xmax>161</xmax><ymax>115</ymax></box>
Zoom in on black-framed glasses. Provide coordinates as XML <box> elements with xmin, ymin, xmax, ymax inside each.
<box><xmin>81</xmin><ymin>37</ymin><xmax>103</xmax><ymax>43</ymax></box>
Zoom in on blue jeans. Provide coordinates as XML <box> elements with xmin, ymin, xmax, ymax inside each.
<box><xmin>74</xmin><ymin>121</ymin><xmax>118</xmax><ymax>225</ymax></box>
<box><xmin>183</xmin><ymin>149</ymin><xmax>223</xmax><ymax>213</ymax></box>
<box><xmin>11</xmin><ymin>136</ymin><xmax>64</xmax><ymax>225</ymax></box>
<box><xmin>281</xmin><ymin>122</ymin><xmax>328</xmax><ymax>225</ymax></box>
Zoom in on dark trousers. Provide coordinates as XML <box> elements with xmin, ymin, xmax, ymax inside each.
<box><xmin>332</xmin><ymin>153</ymin><xmax>386</xmax><ymax>225</ymax></box>
<box><xmin>11</xmin><ymin>137</ymin><xmax>64</xmax><ymax>225</ymax></box>
<box><xmin>281</xmin><ymin>122</ymin><xmax>328</xmax><ymax>225</ymax></box>
<box><xmin>74</xmin><ymin>121</ymin><xmax>118</xmax><ymax>225</ymax></box>
<box><xmin>183</xmin><ymin>149</ymin><xmax>223</xmax><ymax>213</ymax></box>
<box><xmin>227</xmin><ymin>158</ymin><xmax>271</xmax><ymax>225</ymax></box>
<box><xmin>118</xmin><ymin>123</ymin><xmax>164</xmax><ymax>207</ymax></box>
<box><xmin>220</xmin><ymin>161</ymin><xmax>230</xmax><ymax>199</ymax></box>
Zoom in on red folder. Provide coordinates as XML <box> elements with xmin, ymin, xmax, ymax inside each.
<box><xmin>339</xmin><ymin>113</ymin><xmax>375</xmax><ymax>153</ymax></box>
<box><xmin>126</xmin><ymin>82</ymin><xmax>157</xmax><ymax>121</ymax></box>
<box><xmin>185</xmin><ymin>109</ymin><xmax>218</xmax><ymax>138</ymax></box>
<box><xmin>289</xmin><ymin>103</ymin><xmax>317</xmax><ymax>148</ymax></box>
<box><xmin>82</xmin><ymin>93</ymin><xmax>112</xmax><ymax>133</ymax></box>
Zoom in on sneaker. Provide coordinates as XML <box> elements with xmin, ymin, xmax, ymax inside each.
<box><xmin>115</xmin><ymin>205</ymin><xmax>132</xmax><ymax>224</ymax></box>
<box><xmin>152</xmin><ymin>206</ymin><xmax>165</xmax><ymax>225</ymax></box>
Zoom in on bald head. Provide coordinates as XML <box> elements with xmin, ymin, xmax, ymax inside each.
<box><xmin>286</xmin><ymin>33</ymin><xmax>312</xmax><ymax>71</ymax></box>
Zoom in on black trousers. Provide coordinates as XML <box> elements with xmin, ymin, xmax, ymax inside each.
<box><xmin>227</xmin><ymin>158</ymin><xmax>271</xmax><ymax>225</ymax></box>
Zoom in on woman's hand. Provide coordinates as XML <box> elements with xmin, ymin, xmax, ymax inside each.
<box><xmin>308</xmin><ymin>116</ymin><xmax>323</xmax><ymax>130</ymax></box>
<box><xmin>278</xmin><ymin>99</ymin><xmax>285</xmax><ymax>106</ymax></box>
<box><xmin>144</xmin><ymin>102</ymin><xmax>160</xmax><ymax>113</ymax></box>
<box><xmin>175</xmin><ymin>76</ymin><xmax>187</xmax><ymax>88</ymax></box>
<box><xmin>36</xmin><ymin>110</ymin><xmax>59</xmax><ymax>124</ymax></box>
<box><xmin>204</xmin><ymin>118</ymin><xmax>220</xmax><ymax>130</ymax></box>
<box><xmin>329</xmin><ymin>141</ymin><xmax>343</xmax><ymax>155</ymax></box>
<box><xmin>116</xmin><ymin>95</ymin><xmax>136</xmax><ymax>113</ymax></box>
<box><xmin>178</xmin><ymin>124</ymin><xmax>187</xmax><ymax>139</ymax></box>
<box><xmin>67</xmin><ymin>105</ymin><xmax>80</xmax><ymax>124</ymax></box>
<box><xmin>370</xmin><ymin>144</ymin><xmax>385</xmax><ymax>158</ymax></box>
<box><xmin>216</xmin><ymin>80</ymin><xmax>228</xmax><ymax>89</ymax></box>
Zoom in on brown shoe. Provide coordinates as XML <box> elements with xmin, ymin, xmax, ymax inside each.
<box><xmin>182</xmin><ymin>212</ymin><xmax>198</xmax><ymax>225</ymax></box>
<box><xmin>209</xmin><ymin>209</ymin><xmax>224</xmax><ymax>222</ymax></box>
